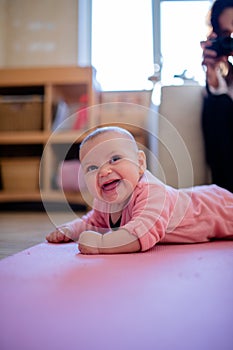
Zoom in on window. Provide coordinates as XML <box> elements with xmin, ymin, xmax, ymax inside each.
<box><xmin>87</xmin><ymin>0</ymin><xmax>212</xmax><ymax>91</ymax></box>
<box><xmin>91</xmin><ymin>0</ymin><xmax>154</xmax><ymax>91</ymax></box>
<box><xmin>160</xmin><ymin>1</ymin><xmax>211</xmax><ymax>85</ymax></box>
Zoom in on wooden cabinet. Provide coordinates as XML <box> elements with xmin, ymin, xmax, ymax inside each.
<box><xmin>0</xmin><ymin>66</ymin><xmax>100</xmax><ymax>207</ymax></box>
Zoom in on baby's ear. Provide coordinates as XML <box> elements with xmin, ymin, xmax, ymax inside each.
<box><xmin>138</xmin><ymin>150</ymin><xmax>147</xmax><ymax>176</ymax></box>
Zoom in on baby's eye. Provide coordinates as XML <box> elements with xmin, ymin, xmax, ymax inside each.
<box><xmin>109</xmin><ymin>155</ymin><xmax>121</xmax><ymax>164</ymax></box>
<box><xmin>86</xmin><ymin>165</ymin><xmax>98</xmax><ymax>173</ymax></box>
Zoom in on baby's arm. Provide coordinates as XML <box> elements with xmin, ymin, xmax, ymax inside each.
<box><xmin>78</xmin><ymin>229</ymin><xmax>141</xmax><ymax>254</ymax></box>
<box><xmin>46</xmin><ymin>214</ymin><xmax>92</xmax><ymax>243</ymax></box>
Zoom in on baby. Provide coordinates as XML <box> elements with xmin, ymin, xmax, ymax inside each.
<box><xmin>46</xmin><ymin>126</ymin><xmax>233</xmax><ymax>254</ymax></box>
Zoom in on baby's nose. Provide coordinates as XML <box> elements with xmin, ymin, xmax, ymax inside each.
<box><xmin>99</xmin><ymin>163</ymin><xmax>112</xmax><ymax>177</ymax></box>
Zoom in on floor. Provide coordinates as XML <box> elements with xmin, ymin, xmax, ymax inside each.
<box><xmin>1</xmin><ymin>236</ymin><xmax>233</xmax><ymax>350</ymax></box>
<box><xmin>0</xmin><ymin>211</ymin><xmax>84</xmax><ymax>260</ymax></box>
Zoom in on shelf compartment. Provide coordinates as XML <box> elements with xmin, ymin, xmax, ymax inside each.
<box><xmin>0</xmin><ymin>66</ymin><xmax>100</xmax><ymax>206</ymax></box>
<box><xmin>0</xmin><ymin>95</ymin><xmax>43</xmax><ymax>132</ymax></box>
<box><xmin>0</xmin><ymin>157</ymin><xmax>40</xmax><ymax>193</ymax></box>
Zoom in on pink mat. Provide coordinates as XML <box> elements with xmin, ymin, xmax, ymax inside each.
<box><xmin>0</xmin><ymin>241</ymin><xmax>233</xmax><ymax>350</ymax></box>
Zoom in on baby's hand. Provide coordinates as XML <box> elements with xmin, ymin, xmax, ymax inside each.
<box><xmin>46</xmin><ymin>227</ymin><xmax>73</xmax><ymax>243</ymax></box>
<box><xmin>78</xmin><ymin>231</ymin><xmax>102</xmax><ymax>254</ymax></box>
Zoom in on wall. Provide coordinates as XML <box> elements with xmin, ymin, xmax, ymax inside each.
<box><xmin>100</xmin><ymin>90</ymin><xmax>152</xmax><ymax>128</ymax></box>
<box><xmin>0</xmin><ymin>0</ymin><xmax>7</xmax><ymax>66</ymax></box>
<box><xmin>0</xmin><ymin>0</ymin><xmax>78</xmax><ymax>67</ymax></box>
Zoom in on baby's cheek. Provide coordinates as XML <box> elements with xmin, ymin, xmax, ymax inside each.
<box><xmin>84</xmin><ymin>174</ymin><xmax>94</xmax><ymax>190</ymax></box>
<box><xmin>85</xmin><ymin>177</ymin><xmax>100</xmax><ymax>197</ymax></box>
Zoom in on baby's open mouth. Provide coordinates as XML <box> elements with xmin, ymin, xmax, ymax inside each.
<box><xmin>101</xmin><ymin>179</ymin><xmax>121</xmax><ymax>191</ymax></box>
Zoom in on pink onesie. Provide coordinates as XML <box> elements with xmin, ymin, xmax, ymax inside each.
<box><xmin>67</xmin><ymin>170</ymin><xmax>233</xmax><ymax>251</ymax></box>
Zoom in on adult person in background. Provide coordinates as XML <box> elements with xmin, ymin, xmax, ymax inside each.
<box><xmin>201</xmin><ymin>0</ymin><xmax>233</xmax><ymax>193</ymax></box>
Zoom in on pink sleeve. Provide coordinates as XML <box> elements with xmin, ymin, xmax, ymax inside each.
<box><xmin>121</xmin><ymin>184</ymin><xmax>172</xmax><ymax>251</ymax></box>
<box><xmin>63</xmin><ymin>208</ymin><xmax>110</xmax><ymax>241</ymax></box>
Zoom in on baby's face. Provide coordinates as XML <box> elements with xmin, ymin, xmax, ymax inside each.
<box><xmin>80</xmin><ymin>132</ymin><xmax>146</xmax><ymax>204</ymax></box>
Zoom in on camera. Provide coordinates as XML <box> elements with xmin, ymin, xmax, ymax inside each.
<box><xmin>208</xmin><ymin>36</ymin><xmax>233</xmax><ymax>57</ymax></box>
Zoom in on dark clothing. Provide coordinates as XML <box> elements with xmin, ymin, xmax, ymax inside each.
<box><xmin>201</xmin><ymin>91</ymin><xmax>233</xmax><ymax>192</ymax></box>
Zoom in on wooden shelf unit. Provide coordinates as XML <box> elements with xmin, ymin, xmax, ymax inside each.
<box><xmin>0</xmin><ymin>66</ymin><xmax>100</xmax><ymax>206</ymax></box>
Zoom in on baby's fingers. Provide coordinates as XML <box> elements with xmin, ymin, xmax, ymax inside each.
<box><xmin>46</xmin><ymin>230</ymin><xmax>66</xmax><ymax>243</ymax></box>
<box><xmin>78</xmin><ymin>243</ymin><xmax>100</xmax><ymax>255</ymax></box>
<box><xmin>46</xmin><ymin>226</ymin><xmax>73</xmax><ymax>243</ymax></box>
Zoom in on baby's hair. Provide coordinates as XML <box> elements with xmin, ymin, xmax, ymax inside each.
<box><xmin>79</xmin><ymin>126</ymin><xmax>136</xmax><ymax>150</ymax></box>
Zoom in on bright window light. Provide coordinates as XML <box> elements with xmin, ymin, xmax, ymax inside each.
<box><xmin>161</xmin><ymin>1</ymin><xmax>211</xmax><ymax>84</ymax></box>
<box><xmin>91</xmin><ymin>0</ymin><xmax>154</xmax><ymax>91</ymax></box>
<box><xmin>91</xmin><ymin>0</ymin><xmax>211</xmax><ymax>90</ymax></box>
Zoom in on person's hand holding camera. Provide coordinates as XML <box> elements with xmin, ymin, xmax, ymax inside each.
<box><xmin>201</xmin><ymin>32</ymin><xmax>232</xmax><ymax>89</ymax></box>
